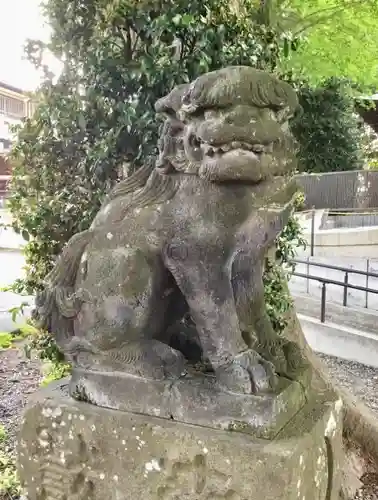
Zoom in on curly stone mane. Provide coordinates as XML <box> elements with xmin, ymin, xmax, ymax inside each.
<box><xmin>104</xmin><ymin>164</ymin><xmax>179</xmax><ymax>223</ymax></box>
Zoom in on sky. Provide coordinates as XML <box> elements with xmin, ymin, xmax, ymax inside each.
<box><xmin>0</xmin><ymin>0</ymin><xmax>60</xmax><ymax>91</ymax></box>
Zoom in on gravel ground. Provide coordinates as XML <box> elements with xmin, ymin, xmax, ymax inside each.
<box><xmin>354</xmin><ymin>474</ymin><xmax>378</xmax><ymax>500</ymax></box>
<box><xmin>318</xmin><ymin>353</ymin><xmax>378</xmax><ymax>414</ymax></box>
<box><xmin>1</xmin><ymin>346</ymin><xmax>378</xmax><ymax>498</ymax></box>
<box><xmin>319</xmin><ymin>353</ymin><xmax>378</xmax><ymax>500</ymax></box>
<box><xmin>0</xmin><ymin>342</ymin><xmax>40</xmax><ymax>450</ymax></box>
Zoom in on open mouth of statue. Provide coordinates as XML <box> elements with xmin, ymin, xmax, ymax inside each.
<box><xmin>189</xmin><ymin>133</ymin><xmax>266</xmax><ymax>160</ymax></box>
<box><xmin>201</xmin><ymin>141</ymin><xmax>265</xmax><ymax>157</ymax></box>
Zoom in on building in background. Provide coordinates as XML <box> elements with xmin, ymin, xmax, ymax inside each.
<box><xmin>0</xmin><ymin>82</ymin><xmax>34</xmax><ymax>202</ymax></box>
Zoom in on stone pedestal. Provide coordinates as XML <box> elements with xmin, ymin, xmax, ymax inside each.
<box><xmin>18</xmin><ymin>381</ymin><xmax>343</xmax><ymax>500</ymax></box>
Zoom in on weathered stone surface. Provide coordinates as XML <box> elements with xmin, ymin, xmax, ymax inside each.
<box><xmin>18</xmin><ymin>66</ymin><xmax>343</xmax><ymax>500</ymax></box>
<box><xmin>69</xmin><ymin>368</ymin><xmax>307</xmax><ymax>439</ymax></box>
<box><xmin>18</xmin><ymin>381</ymin><xmax>343</xmax><ymax>500</ymax></box>
<box><xmin>33</xmin><ymin>66</ymin><xmax>306</xmax><ymax>401</ymax></box>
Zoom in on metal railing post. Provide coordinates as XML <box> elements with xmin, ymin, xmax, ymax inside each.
<box><xmin>306</xmin><ymin>256</ymin><xmax>310</xmax><ymax>294</ymax></box>
<box><xmin>366</xmin><ymin>259</ymin><xmax>369</xmax><ymax>309</ymax></box>
<box><xmin>321</xmin><ymin>282</ymin><xmax>326</xmax><ymax>323</ymax></box>
<box><xmin>310</xmin><ymin>208</ymin><xmax>315</xmax><ymax>257</ymax></box>
<box><xmin>343</xmin><ymin>272</ymin><xmax>348</xmax><ymax>307</ymax></box>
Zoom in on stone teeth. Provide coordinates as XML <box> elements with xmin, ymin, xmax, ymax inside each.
<box><xmin>252</xmin><ymin>144</ymin><xmax>264</xmax><ymax>153</ymax></box>
<box><xmin>204</xmin><ymin>145</ymin><xmax>222</xmax><ymax>156</ymax></box>
<box><xmin>204</xmin><ymin>142</ymin><xmax>264</xmax><ymax>154</ymax></box>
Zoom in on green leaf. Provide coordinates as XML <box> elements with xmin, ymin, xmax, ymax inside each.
<box><xmin>0</xmin><ymin>333</ymin><xmax>12</xmax><ymax>349</ymax></box>
<box><xmin>172</xmin><ymin>14</ymin><xmax>182</xmax><ymax>25</ymax></box>
<box><xmin>181</xmin><ymin>14</ymin><xmax>194</xmax><ymax>26</ymax></box>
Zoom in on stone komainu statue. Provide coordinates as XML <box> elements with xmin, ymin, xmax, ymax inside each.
<box><xmin>19</xmin><ymin>67</ymin><xmax>350</xmax><ymax>500</ymax></box>
<box><xmin>34</xmin><ymin>66</ymin><xmax>304</xmax><ymax>397</ymax></box>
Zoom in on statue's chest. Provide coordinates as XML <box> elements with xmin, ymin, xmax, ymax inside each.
<box><xmin>165</xmin><ymin>182</ymin><xmax>254</xmax><ymax>230</ymax></box>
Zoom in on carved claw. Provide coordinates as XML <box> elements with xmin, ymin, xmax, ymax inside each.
<box><xmin>216</xmin><ymin>349</ymin><xmax>278</xmax><ymax>394</ymax></box>
<box><xmin>255</xmin><ymin>341</ymin><xmax>288</xmax><ymax>376</ymax></box>
<box><xmin>256</xmin><ymin>339</ymin><xmax>307</xmax><ymax>378</ymax></box>
<box><xmin>150</xmin><ymin>340</ymin><xmax>188</xmax><ymax>378</ymax></box>
<box><xmin>99</xmin><ymin>340</ymin><xmax>188</xmax><ymax>380</ymax></box>
<box><xmin>282</xmin><ymin>340</ymin><xmax>308</xmax><ymax>373</ymax></box>
<box><xmin>68</xmin><ymin>337</ymin><xmax>187</xmax><ymax>380</ymax></box>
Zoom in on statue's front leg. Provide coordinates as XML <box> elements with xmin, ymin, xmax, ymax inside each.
<box><xmin>163</xmin><ymin>245</ymin><xmax>277</xmax><ymax>393</ymax></box>
<box><xmin>232</xmin><ymin>252</ymin><xmax>304</xmax><ymax>376</ymax></box>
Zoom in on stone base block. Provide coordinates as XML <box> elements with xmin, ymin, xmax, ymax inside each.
<box><xmin>18</xmin><ymin>381</ymin><xmax>343</xmax><ymax>500</ymax></box>
<box><xmin>70</xmin><ymin>368</ymin><xmax>309</xmax><ymax>439</ymax></box>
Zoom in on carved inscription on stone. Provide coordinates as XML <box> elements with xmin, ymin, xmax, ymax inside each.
<box><xmin>155</xmin><ymin>454</ymin><xmax>243</xmax><ymax>500</ymax></box>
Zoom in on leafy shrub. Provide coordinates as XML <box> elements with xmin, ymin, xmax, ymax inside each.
<box><xmin>0</xmin><ymin>427</ymin><xmax>21</xmax><ymax>499</ymax></box>
<box><xmin>0</xmin><ymin>451</ymin><xmax>21</xmax><ymax>499</ymax></box>
<box><xmin>263</xmin><ymin>192</ymin><xmax>306</xmax><ymax>334</ymax></box>
<box><xmin>291</xmin><ymin>78</ymin><xmax>365</xmax><ymax>173</ymax></box>
<box><xmin>0</xmin><ymin>327</ymin><xmax>30</xmax><ymax>350</ymax></box>
<box><xmin>0</xmin><ymin>333</ymin><xmax>14</xmax><ymax>350</ymax></box>
<box><xmin>40</xmin><ymin>361</ymin><xmax>71</xmax><ymax>387</ymax></box>
<box><xmin>23</xmin><ymin>324</ymin><xmax>71</xmax><ymax>385</ymax></box>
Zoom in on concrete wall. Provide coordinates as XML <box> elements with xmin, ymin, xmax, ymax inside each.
<box><xmin>294</xmin><ymin>294</ymin><xmax>378</xmax><ymax>368</ymax></box>
<box><xmin>297</xmin><ymin>209</ymin><xmax>378</xmax><ymax>258</ymax></box>
<box><xmin>300</xmin><ymin>314</ymin><xmax>378</xmax><ymax>368</ymax></box>
<box><xmin>311</xmin><ymin>226</ymin><xmax>378</xmax><ymax>258</ymax></box>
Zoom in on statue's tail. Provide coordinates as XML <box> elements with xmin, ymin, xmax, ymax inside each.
<box><xmin>33</xmin><ymin>230</ymin><xmax>93</xmax><ymax>348</ymax></box>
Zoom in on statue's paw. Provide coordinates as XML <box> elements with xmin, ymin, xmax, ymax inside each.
<box><xmin>282</xmin><ymin>340</ymin><xmax>308</xmax><ymax>373</ymax></box>
<box><xmin>257</xmin><ymin>339</ymin><xmax>307</xmax><ymax>378</ymax></box>
<box><xmin>89</xmin><ymin>340</ymin><xmax>187</xmax><ymax>380</ymax></box>
<box><xmin>256</xmin><ymin>342</ymin><xmax>288</xmax><ymax>376</ymax></box>
<box><xmin>150</xmin><ymin>340</ymin><xmax>187</xmax><ymax>378</ymax></box>
<box><xmin>216</xmin><ymin>349</ymin><xmax>277</xmax><ymax>394</ymax></box>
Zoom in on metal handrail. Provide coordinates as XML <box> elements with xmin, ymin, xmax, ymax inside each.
<box><xmin>292</xmin><ymin>272</ymin><xmax>378</xmax><ymax>294</ymax></box>
<box><xmin>292</xmin><ymin>257</ymin><xmax>377</xmax><ymax>309</ymax></box>
<box><xmin>296</xmin><ymin>207</ymin><xmax>378</xmax><ymax>214</ymax></box>
<box><xmin>293</xmin><ymin>258</ymin><xmax>378</xmax><ymax>279</ymax></box>
<box><xmin>292</xmin><ymin>269</ymin><xmax>378</xmax><ymax>323</ymax></box>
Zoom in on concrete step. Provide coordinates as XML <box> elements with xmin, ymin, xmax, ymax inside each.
<box><xmin>292</xmin><ymin>293</ymin><xmax>378</xmax><ymax>336</ymax></box>
<box><xmin>299</xmin><ymin>313</ymin><xmax>378</xmax><ymax>369</ymax></box>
